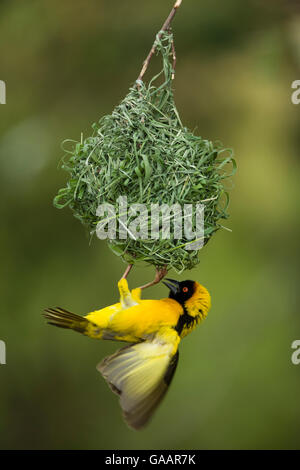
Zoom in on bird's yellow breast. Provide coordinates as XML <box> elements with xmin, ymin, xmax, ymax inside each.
<box><xmin>86</xmin><ymin>298</ymin><xmax>183</xmax><ymax>342</ymax></box>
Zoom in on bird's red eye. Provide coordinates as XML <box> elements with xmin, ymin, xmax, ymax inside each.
<box><xmin>183</xmin><ymin>287</ymin><xmax>188</xmax><ymax>293</ymax></box>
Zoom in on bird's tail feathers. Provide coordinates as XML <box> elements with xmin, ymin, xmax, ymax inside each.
<box><xmin>44</xmin><ymin>307</ymin><xmax>100</xmax><ymax>337</ymax></box>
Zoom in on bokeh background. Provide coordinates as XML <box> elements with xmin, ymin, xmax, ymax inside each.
<box><xmin>0</xmin><ymin>0</ymin><xmax>300</xmax><ymax>450</ymax></box>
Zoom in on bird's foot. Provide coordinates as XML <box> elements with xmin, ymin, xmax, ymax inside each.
<box><xmin>138</xmin><ymin>266</ymin><xmax>168</xmax><ymax>290</ymax></box>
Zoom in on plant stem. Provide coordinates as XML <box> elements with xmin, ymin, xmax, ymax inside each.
<box><xmin>137</xmin><ymin>0</ymin><xmax>183</xmax><ymax>83</ymax></box>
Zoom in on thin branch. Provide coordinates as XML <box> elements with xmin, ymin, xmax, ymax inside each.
<box><xmin>137</xmin><ymin>0</ymin><xmax>183</xmax><ymax>83</ymax></box>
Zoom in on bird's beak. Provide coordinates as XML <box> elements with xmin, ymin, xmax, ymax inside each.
<box><xmin>162</xmin><ymin>278</ymin><xmax>180</xmax><ymax>295</ymax></box>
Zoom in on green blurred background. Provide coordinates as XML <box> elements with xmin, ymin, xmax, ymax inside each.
<box><xmin>0</xmin><ymin>0</ymin><xmax>300</xmax><ymax>450</ymax></box>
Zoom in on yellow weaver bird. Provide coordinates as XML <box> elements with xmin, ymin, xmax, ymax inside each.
<box><xmin>44</xmin><ymin>278</ymin><xmax>211</xmax><ymax>430</ymax></box>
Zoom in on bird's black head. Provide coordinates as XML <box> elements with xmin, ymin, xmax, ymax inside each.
<box><xmin>162</xmin><ymin>279</ymin><xmax>195</xmax><ymax>305</ymax></box>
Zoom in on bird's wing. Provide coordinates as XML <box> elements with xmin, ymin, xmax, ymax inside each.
<box><xmin>97</xmin><ymin>329</ymin><xmax>180</xmax><ymax>430</ymax></box>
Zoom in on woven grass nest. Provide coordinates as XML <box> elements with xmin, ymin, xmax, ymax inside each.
<box><xmin>54</xmin><ymin>30</ymin><xmax>236</xmax><ymax>273</ymax></box>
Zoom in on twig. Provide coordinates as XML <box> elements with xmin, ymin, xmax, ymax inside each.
<box><xmin>137</xmin><ymin>0</ymin><xmax>183</xmax><ymax>83</ymax></box>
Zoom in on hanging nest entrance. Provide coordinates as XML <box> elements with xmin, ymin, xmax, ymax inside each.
<box><xmin>54</xmin><ymin>4</ymin><xmax>236</xmax><ymax>275</ymax></box>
